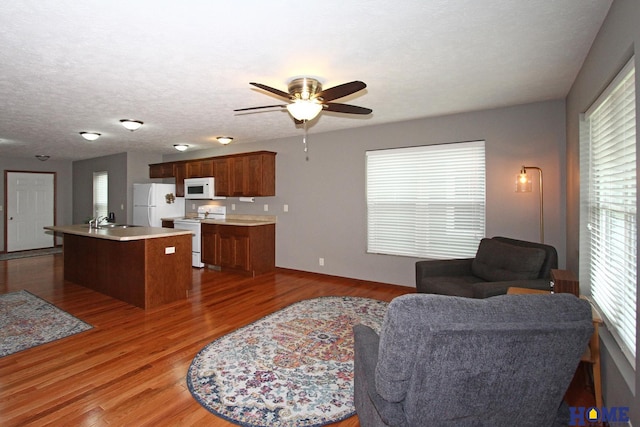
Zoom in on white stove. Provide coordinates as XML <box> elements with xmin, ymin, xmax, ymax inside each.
<box><xmin>174</xmin><ymin>205</ymin><xmax>226</xmax><ymax>267</ymax></box>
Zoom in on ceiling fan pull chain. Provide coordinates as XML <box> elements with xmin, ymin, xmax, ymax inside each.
<box><xmin>303</xmin><ymin>120</ymin><xmax>308</xmax><ymax>152</ymax></box>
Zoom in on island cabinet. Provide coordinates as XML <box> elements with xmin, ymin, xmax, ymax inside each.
<box><xmin>201</xmin><ymin>223</ymin><xmax>275</xmax><ymax>276</ymax></box>
<box><xmin>59</xmin><ymin>231</ymin><xmax>192</xmax><ymax>309</ymax></box>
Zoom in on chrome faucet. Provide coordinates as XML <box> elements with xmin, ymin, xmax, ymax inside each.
<box><xmin>88</xmin><ymin>216</ymin><xmax>108</xmax><ymax>230</ymax></box>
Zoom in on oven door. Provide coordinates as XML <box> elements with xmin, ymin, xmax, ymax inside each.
<box><xmin>173</xmin><ymin>220</ymin><xmax>203</xmax><ymax>268</ymax></box>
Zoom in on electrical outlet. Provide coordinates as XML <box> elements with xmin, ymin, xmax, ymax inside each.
<box><xmin>264</xmin><ymin>204</ymin><xmax>269</xmax><ymax>212</ymax></box>
<box><xmin>319</xmin><ymin>257</ymin><xmax>325</xmax><ymax>266</ymax></box>
<box><xmin>284</xmin><ymin>204</ymin><xmax>289</xmax><ymax>212</ymax></box>
<box><xmin>231</xmin><ymin>203</ymin><xmax>236</xmax><ymax>211</ymax></box>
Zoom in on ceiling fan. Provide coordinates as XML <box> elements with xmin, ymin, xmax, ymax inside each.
<box><xmin>234</xmin><ymin>77</ymin><xmax>372</xmax><ymax>123</ymax></box>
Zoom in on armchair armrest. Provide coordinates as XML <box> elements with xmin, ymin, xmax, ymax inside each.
<box><xmin>416</xmin><ymin>258</ymin><xmax>473</xmax><ymax>282</ymax></box>
<box><xmin>353</xmin><ymin>325</ymin><xmax>407</xmax><ymax>427</ymax></box>
<box><xmin>472</xmin><ymin>279</ymin><xmax>552</xmax><ymax>298</ymax></box>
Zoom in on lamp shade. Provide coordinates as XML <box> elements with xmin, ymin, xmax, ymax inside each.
<box><xmin>516</xmin><ymin>170</ymin><xmax>532</xmax><ymax>192</ymax></box>
<box><xmin>286</xmin><ymin>100</ymin><xmax>323</xmax><ymax>121</ymax></box>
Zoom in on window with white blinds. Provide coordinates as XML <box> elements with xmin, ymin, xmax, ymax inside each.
<box><xmin>366</xmin><ymin>140</ymin><xmax>485</xmax><ymax>259</ymax></box>
<box><xmin>580</xmin><ymin>57</ymin><xmax>636</xmax><ymax>368</ymax></box>
<box><xmin>93</xmin><ymin>171</ymin><xmax>108</xmax><ymax>219</ymax></box>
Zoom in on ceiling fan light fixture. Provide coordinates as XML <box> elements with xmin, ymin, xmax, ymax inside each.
<box><xmin>286</xmin><ymin>100</ymin><xmax>323</xmax><ymax>121</ymax></box>
<box><xmin>120</xmin><ymin>119</ymin><xmax>143</xmax><ymax>131</ymax></box>
<box><xmin>173</xmin><ymin>144</ymin><xmax>189</xmax><ymax>151</ymax></box>
<box><xmin>80</xmin><ymin>132</ymin><xmax>101</xmax><ymax>141</ymax></box>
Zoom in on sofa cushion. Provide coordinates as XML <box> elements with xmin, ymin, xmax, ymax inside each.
<box><xmin>419</xmin><ymin>276</ymin><xmax>479</xmax><ymax>297</ymax></box>
<box><xmin>471</xmin><ymin>238</ymin><xmax>546</xmax><ymax>281</ymax></box>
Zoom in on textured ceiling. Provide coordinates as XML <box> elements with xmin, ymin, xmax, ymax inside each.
<box><xmin>0</xmin><ymin>0</ymin><xmax>612</xmax><ymax>161</ymax></box>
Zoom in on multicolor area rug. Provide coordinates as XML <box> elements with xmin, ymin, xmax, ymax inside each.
<box><xmin>187</xmin><ymin>296</ymin><xmax>388</xmax><ymax>427</ymax></box>
<box><xmin>0</xmin><ymin>290</ymin><xmax>93</xmax><ymax>357</ymax></box>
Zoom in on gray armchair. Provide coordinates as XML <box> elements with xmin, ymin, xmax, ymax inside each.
<box><xmin>415</xmin><ymin>236</ymin><xmax>558</xmax><ymax>298</ymax></box>
<box><xmin>354</xmin><ymin>293</ymin><xmax>593</xmax><ymax>427</ymax></box>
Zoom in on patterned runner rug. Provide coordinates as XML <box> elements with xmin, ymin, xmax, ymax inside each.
<box><xmin>187</xmin><ymin>296</ymin><xmax>388</xmax><ymax>427</ymax></box>
<box><xmin>0</xmin><ymin>290</ymin><xmax>93</xmax><ymax>357</ymax></box>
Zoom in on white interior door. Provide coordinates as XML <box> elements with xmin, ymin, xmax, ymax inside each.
<box><xmin>6</xmin><ymin>171</ymin><xmax>55</xmax><ymax>252</ymax></box>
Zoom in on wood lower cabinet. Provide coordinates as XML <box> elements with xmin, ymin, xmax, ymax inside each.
<box><xmin>201</xmin><ymin>223</ymin><xmax>275</xmax><ymax>276</ymax></box>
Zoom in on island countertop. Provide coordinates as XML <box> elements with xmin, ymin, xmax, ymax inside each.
<box><xmin>44</xmin><ymin>224</ymin><xmax>193</xmax><ymax>241</ymax></box>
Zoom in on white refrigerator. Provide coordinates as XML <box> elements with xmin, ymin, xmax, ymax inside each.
<box><xmin>133</xmin><ymin>183</ymin><xmax>185</xmax><ymax>227</ymax></box>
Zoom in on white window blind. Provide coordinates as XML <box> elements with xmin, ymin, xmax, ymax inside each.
<box><xmin>93</xmin><ymin>171</ymin><xmax>108</xmax><ymax>219</ymax></box>
<box><xmin>580</xmin><ymin>57</ymin><xmax>636</xmax><ymax>367</ymax></box>
<box><xmin>367</xmin><ymin>140</ymin><xmax>485</xmax><ymax>259</ymax></box>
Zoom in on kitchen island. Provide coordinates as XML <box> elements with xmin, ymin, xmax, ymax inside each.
<box><xmin>45</xmin><ymin>224</ymin><xmax>193</xmax><ymax>309</ymax></box>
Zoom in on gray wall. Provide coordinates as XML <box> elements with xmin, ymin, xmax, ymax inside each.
<box><xmin>165</xmin><ymin>99</ymin><xmax>567</xmax><ymax>287</ymax></box>
<box><xmin>0</xmin><ymin>157</ymin><xmax>73</xmax><ymax>251</ymax></box>
<box><xmin>72</xmin><ymin>152</ymin><xmax>163</xmax><ymax>225</ymax></box>
<box><xmin>73</xmin><ymin>152</ymin><xmax>128</xmax><ymax>224</ymax></box>
<box><xmin>566</xmin><ymin>0</ymin><xmax>639</xmax><ymax>421</ymax></box>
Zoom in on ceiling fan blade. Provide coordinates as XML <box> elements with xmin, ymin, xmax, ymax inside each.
<box><xmin>324</xmin><ymin>102</ymin><xmax>372</xmax><ymax>115</ymax></box>
<box><xmin>234</xmin><ymin>104</ymin><xmax>287</xmax><ymax>112</ymax></box>
<box><xmin>315</xmin><ymin>81</ymin><xmax>367</xmax><ymax>102</ymax></box>
<box><xmin>249</xmin><ymin>82</ymin><xmax>292</xmax><ymax>100</ymax></box>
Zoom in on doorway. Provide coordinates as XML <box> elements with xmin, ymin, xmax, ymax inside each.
<box><xmin>4</xmin><ymin>171</ymin><xmax>56</xmax><ymax>252</ymax></box>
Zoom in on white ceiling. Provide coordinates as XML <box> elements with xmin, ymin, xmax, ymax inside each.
<box><xmin>0</xmin><ymin>0</ymin><xmax>612</xmax><ymax>161</ymax></box>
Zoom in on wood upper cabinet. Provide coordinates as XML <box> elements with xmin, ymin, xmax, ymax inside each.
<box><xmin>186</xmin><ymin>159</ymin><xmax>214</xmax><ymax>178</ymax></box>
<box><xmin>201</xmin><ymin>223</ymin><xmax>275</xmax><ymax>276</ymax></box>
<box><xmin>227</xmin><ymin>152</ymin><xmax>276</xmax><ymax>197</ymax></box>
<box><xmin>149</xmin><ymin>151</ymin><xmax>276</xmax><ymax>198</ymax></box>
<box><xmin>149</xmin><ymin>162</ymin><xmax>175</xmax><ymax>179</ymax></box>
<box><xmin>174</xmin><ymin>162</ymin><xmax>186</xmax><ymax>197</ymax></box>
<box><xmin>246</xmin><ymin>152</ymin><xmax>275</xmax><ymax>196</ymax></box>
<box><xmin>213</xmin><ymin>158</ymin><xmax>231</xmax><ymax>196</ymax></box>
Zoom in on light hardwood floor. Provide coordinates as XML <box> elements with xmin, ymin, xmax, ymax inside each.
<box><xmin>0</xmin><ymin>253</ymin><xmax>413</xmax><ymax>426</ymax></box>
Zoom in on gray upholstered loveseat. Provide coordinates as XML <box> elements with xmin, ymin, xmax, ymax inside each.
<box><xmin>415</xmin><ymin>236</ymin><xmax>558</xmax><ymax>298</ymax></box>
<box><xmin>354</xmin><ymin>293</ymin><xmax>593</xmax><ymax>427</ymax></box>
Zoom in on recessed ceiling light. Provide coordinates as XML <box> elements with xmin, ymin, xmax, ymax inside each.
<box><xmin>80</xmin><ymin>132</ymin><xmax>101</xmax><ymax>141</ymax></box>
<box><xmin>120</xmin><ymin>119</ymin><xmax>143</xmax><ymax>131</ymax></box>
<box><xmin>173</xmin><ymin>144</ymin><xmax>189</xmax><ymax>151</ymax></box>
<box><xmin>217</xmin><ymin>136</ymin><xmax>233</xmax><ymax>145</ymax></box>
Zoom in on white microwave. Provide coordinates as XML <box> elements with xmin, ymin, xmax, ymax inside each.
<box><xmin>184</xmin><ymin>177</ymin><xmax>216</xmax><ymax>199</ymax></box>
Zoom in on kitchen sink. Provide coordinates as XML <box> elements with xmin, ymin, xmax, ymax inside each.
<box><xmin>83</xmin><ymin>223</ymin><xmax>141</xmax><ymax>229</ymax></box>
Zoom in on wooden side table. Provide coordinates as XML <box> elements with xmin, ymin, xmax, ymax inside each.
<box><xmin>506</xmin><ymin>287</ymin><xmax>603</xmax><ymax>408</ymax></box>
<box><xmin>581</xmin><ymin>299</ymin><xmax>603</xmax><ymax>409</ymax></box>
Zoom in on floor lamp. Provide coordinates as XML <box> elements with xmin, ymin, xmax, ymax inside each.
<box><xmin>516</xmin><ymin>166</ymin><xmax>544</xmax><ymax>243</ymax></box>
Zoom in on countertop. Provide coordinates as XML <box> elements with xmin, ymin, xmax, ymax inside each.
<box><xmin>169</xmin><ymin>214</ymin><xmax>277</xmax><ymax>227</ymax></box>
<box><xmin>44</xmin><ymin>224</ymin><xmax>193</xmax><ymax>241</ymax></box>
